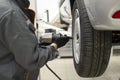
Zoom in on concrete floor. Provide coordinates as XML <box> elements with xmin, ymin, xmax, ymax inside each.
<box><xmin>39</xmin><ymin>49</ymin><xmax>120</xmax><ymax>80</ymax></box>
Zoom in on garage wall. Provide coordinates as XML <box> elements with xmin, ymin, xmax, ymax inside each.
<box><xmin>29</xmin><ymin>0</ymin><xmax>36</xmax><ymax>10</ymax></box>
<box><xmin>37</xmin><ymin>0</ymin><xmax>60</xmax><ymax>22</ymax></box>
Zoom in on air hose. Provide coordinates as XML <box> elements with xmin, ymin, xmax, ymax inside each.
<box><xmin>46</xmin><ymin>64</ymin><xmax>62</xmax><ymax>80</ymax></box>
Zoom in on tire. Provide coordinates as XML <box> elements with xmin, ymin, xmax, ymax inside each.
<box><xmin>72</xmin><ymin>0</ymin><xmax>112</xmax><ymax>77</ymax></box>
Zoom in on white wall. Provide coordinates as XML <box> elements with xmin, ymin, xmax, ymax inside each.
<box><xmin>29</xmin><ymin>0</ymin><xmax>36</xmax><ymax>10</ymax></box>
<box><xmin>29</xmin><ymin>0</ymin><xmax>60</xmax><ymax>23</ymax></box>
<box><xmin>36</xmin><ymin>0</ymin><xmax>59</xmax><ymax>22</ymax></box>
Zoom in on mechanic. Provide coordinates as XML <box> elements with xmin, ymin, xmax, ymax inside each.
<box><xmin>0</xmin><ymin>0</ymin><xmax>69</xmax><ymax>80</ymax></box>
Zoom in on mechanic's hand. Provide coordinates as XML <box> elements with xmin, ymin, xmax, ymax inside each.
<box><xmin>54</xmin><ymin>34</ymin><xmax>69</xmax><ymax>48</ymax></box>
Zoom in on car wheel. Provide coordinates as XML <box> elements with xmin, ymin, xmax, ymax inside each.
<box><xmin>72</xmin><ymin>0</ymin><xmax>112</xmax><ymax>77</ymax></box>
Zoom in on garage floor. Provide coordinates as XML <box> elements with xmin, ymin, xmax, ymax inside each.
<box><xmin>39</xmin><ymin>48</ymin><xmax>120</xmax><ymax>80</ymax></box>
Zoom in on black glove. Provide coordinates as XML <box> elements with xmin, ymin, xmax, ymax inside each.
<box><xmin>48</xmin><ymin>46</ymin><xmax>59</xmax><ymax>61</ymax></box>
<box><xmin>53</xmin><ymin>34</ymin><xmax>69</xmax><ymax>48</ymax></box>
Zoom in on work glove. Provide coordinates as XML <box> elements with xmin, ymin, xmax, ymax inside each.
<box><xmin>47</xmin><ymin>46</ymin><xmax>59</xmax><ymax>61</ymax></box>
<box><xmin>53</xmin><ymin>33</ymin><xmax>69</xmax><ymax>48</ymax></box>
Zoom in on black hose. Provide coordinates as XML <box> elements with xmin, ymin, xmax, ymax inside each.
<box><xmin>46</xmin><ymin>64</ymin><xmax>62</xmax><ymax>80</ymax></box>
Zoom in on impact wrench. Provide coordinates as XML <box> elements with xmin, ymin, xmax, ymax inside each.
<box><xmin>39</xmin><ymin>33</ymin><xmax>72</xmax><ymax>80</ymax></box>
<box><xmin>39</xmin><ymin>33</ymin><xmax>72</xmax><ymax>44</ymax></box>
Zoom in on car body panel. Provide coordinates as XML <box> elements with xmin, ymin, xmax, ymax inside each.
<box><xmin>59</xmin><ymin>0</ymin><xmax>72</xmax><ymax>24</ymax></box>
<box><xmin>83</xmin><ymin>0</ymin><xmax>120</xmax><ymax>30</ymax></box>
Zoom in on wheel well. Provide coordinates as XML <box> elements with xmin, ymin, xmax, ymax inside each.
<box><xmin>112</xmin><ymin>31</ymin><xmax>120</xmax><ymax>44</ymax></box>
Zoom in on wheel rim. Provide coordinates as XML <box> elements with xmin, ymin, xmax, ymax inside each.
<box><xmin>73</xmin><ymin>9</ymin><xmax>81</xmax><ymax>64</ymax></box>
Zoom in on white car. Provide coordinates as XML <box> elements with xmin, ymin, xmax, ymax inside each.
<box><xmin>60</xmin><ymin>0</ymin><xmax>120</xmax><ymax>78</ymax></box>
<box><xmin>59</xmin><ymin>0</ymin><xmax>72</xmax><ymax>24</ymax></box>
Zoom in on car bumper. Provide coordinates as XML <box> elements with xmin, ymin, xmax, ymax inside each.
<box><xmin>84</xmin><ymin>0</ymin><xmax>120</xmax><ymax>30</ymax></box>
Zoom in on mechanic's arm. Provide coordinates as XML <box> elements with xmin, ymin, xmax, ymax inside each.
<box><xmin>1</xmin><ymin>10</ymin><xmax>59</xmax><ymax>71</ymax></box>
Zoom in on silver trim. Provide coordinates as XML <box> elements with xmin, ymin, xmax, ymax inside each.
<box><xmin>73</xmin><ymin>9</ymin><xmax>81</xmax><ymax>64</ymax></box>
